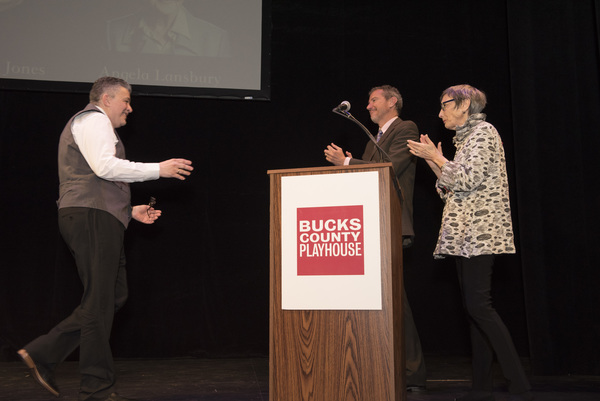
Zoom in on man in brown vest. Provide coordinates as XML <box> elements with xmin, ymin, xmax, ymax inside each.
<box><xmin>18</xmin><ymin>77</ymin><xmax>193</xmax><ymax>401</ymax></box>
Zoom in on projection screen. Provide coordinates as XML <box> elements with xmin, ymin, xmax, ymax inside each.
<box><xmin>0</xmin><ymin>0</ymin><xmax>270</xmax><ymax>100</ymax></box>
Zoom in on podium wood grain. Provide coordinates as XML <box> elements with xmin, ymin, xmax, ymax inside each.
<box><xmin>268</xmin><ymin>164</ymin><xmax>405</xmax><ymax>401</ymax></box>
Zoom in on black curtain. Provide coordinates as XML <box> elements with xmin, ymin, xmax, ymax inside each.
<box><xmin>506</xmin><ymin>0</ymin><xmax>600</xmax><ymax>375</ymax></box>
<box><xmin>1</xmin><ymin>0</ymin><xmax>598</xmax><ymax>375</ymax></box>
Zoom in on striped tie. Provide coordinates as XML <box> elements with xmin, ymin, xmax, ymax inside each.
<box><xmin>376</xmin><ymin>129</ymin><xmax>383</xmax><ymax>142</ymax></box>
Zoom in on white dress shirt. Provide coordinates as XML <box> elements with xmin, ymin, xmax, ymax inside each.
<box><xmin>72</xmin><ymin>106</ymin><xmax>160</xmax><ymax>183</ymax></box>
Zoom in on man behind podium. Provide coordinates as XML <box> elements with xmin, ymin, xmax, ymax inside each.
<box><xmin>324</xmin><ymin>85</ymin><xmax>426</xmax><ymax>391</ymax></box>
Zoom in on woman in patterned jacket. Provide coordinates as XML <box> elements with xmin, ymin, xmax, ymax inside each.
<box><xmin>407</xmin><ymin>84</ymin><xmax>533</xmax><ymax>401</ymax></box>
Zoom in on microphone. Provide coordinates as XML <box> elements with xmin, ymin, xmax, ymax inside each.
<box><xmin>333</xmin><ymin>101</ymin><xmax>351</xmax><ymax>112</ymax></box>
<box><xmin>331</xmin><ymin>100</ymin><xmax>402</xmax><ymax>198</ymax></box>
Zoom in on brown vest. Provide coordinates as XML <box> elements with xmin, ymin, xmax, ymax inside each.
<box><xmin>57</xmin><ymin>104</ymin><xmax>132</xmax><ymax>228</ymax></box>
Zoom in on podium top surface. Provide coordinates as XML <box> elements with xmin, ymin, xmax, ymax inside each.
<box><xmin>267</xmin><ymin>163</ymin><xmax>393</xmax><ymax>176</ymax></box>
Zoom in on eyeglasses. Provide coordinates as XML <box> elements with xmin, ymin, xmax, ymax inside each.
<box><xmin>441</xmin><ymin>98</ymin><xmax>455</xmax><ymax>111</ymax></box>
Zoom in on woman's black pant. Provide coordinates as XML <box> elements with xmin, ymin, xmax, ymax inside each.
<box><xmin>456</xmin><ymin>255</ymin><xmax>530</xmax><ymax>394</ymax></box>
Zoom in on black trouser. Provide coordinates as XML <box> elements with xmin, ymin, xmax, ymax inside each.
<box><xmin>25</xmin><ymin>208</ymin><xmax>127</xmax><ymax>401</ymax></box>
<box><xmin>403</xmin><ymin>286</ymin><xmax>427</xmax><ymax>386</ymax></box>
<box><xmin>456</xmin><ymin>255</ymin><xmax>530</xmax><ymax>394</ymax></box>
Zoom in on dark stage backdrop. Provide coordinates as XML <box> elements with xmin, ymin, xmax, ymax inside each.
<box><xmin>1</xmin><ymin>0</ymin><xmax>598</xmax><ymax>376</ymax></box>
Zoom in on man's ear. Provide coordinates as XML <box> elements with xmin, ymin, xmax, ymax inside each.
<box><xmin>101</xmin><ymin>93</ymin><xmax>112</xmax><ymax>107</ymax></box>
<box><xmin>388</xmin><ymin>96</ymin><xmax>398</xmax><ymax>110</ymax></box>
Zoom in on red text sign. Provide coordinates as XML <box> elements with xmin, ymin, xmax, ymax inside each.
<box><xmin>297</xmin><ymin>205</ymin><xmax>364</xmax><ymax>275</ymax></box>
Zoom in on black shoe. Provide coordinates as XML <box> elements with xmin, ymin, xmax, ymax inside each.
<box><xmin>17</xmin><ymin>349</ymin><xmax>60</xmax><ymax>397</ymax></box>
<box><xmin>103</xmin><ymin>393</ymin><xmax>137</xmax><ymax>401</ymax></box>
<box><xmin>407</xmin><ymin>384</ymin><xmax>427</xmax><ymax>392</ymax></box>
<box><xmin>454</xmin><ymin>391</ymin><xmax>495</xmax><ymax>401</ymax></box>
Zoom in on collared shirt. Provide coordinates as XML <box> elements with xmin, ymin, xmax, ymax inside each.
<box><xmin>378</xmin><ymin>116</ymin><xmax>398</xmax><ymax>136</ymax></box>
<box><xmin>344</xmin><ymin>116</ymin><xmax>398</xmax><ymax>165</ymax></box>
<box><xmin>72</xmin><ymin>106</ymin><xmax>159</xmax><ymax>183</ymax></box>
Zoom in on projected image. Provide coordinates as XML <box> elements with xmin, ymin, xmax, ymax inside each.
<box><xmin>0</xmin><ymin>0</ymin><xmax>23</xmax><ymax>12</ymax></box>
<box><xmin>0</xmin><ymin>0</ymin><xmax>267</xmax><ymax>98</ymax></box>
<box><xmin>107</xmin><ymin>0</ymin><xmax>231</xmax><ymax>57</ymax></box>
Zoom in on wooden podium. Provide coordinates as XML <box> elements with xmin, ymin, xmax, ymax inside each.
<box><xmin>268</xmin><ymin>164</ymin><xmax>406</xmax><ymax>401</ymax></box>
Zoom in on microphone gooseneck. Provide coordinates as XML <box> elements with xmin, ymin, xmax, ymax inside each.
<box><xmin>331</xmin><ymin>103</ymin><xmax>392</xmax><ymax>164</ymax></box>
<box><xmin>331</xmin><ymin>102</ymin><xmax>403</xmax><ymax>198</ymax></box>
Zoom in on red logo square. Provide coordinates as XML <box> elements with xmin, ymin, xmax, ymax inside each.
<box><xmin>297</xmin><ymin>205</ymin><xmax>364</xmax><ymax>275</ymax></box>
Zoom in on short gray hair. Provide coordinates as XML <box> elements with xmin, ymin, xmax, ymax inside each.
<box><xmin>441</xmin><ymin>84</ymin><xmax>487</xmax><ymax>115</ymax></box>
<box><xmin>89</xmin><ymin>76</ymin><xmax>132</xmax><ymax>104</ymax></box>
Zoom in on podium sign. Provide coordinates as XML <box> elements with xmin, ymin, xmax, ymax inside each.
<box><xmin>268</xmin><ymin>164</ymin><xmax>405</xmax><ymax>401</ymax></box>
<box><xmin>281</xmin><ymin>171</ymin><xmax>382</xmax><ymax>310</ymax></box>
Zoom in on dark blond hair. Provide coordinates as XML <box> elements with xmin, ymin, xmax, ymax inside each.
<box><xmin>369</xmin><ymin>85</ymin><xmax>403</xmax><ymax>115</ymax></box>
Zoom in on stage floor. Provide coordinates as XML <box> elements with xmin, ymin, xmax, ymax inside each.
<box><xmin>1</xmin><ymin>356</ymin><xmax>598</xmax><ymax>400</ymax></box>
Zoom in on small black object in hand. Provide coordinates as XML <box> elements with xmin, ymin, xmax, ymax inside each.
<box><xmin>147</xmin><ymin>196</ymin><xmax>156</xmax><ymax>216</ymax></box>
